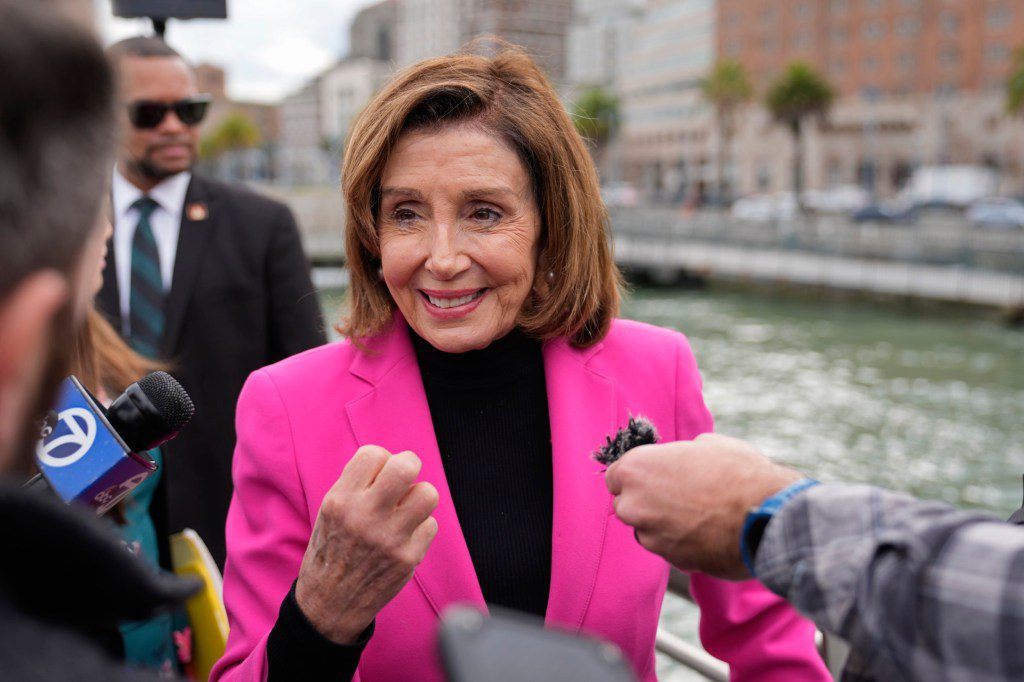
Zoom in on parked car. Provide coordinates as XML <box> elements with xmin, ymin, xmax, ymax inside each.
<box><xmin>804</xmin><ymin>185</ymin><xmax>871</xmax><ymax>214</ymax></box>
<box><xmin>899</xmin><ymin>165</ymin><xmax>998</xmax><ymax>208</ymax></box>
<box><xmin>966</xmin><ymin>197</ymin><xmax>1024</xmax><ymax>229</ymax></box>
<box><xmin>731</xmin><ymin>192</ymin><xmax>798</xmax><ymax>222</ymax></box>
<box><xmin>851</xmin><ymin>203</ymin><xmax>917</xmax><ymax>224</ymax></box>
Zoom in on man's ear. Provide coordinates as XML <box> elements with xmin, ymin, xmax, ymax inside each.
<box><xmin>0</xmin><ymin>271</ymin><xmax>68</xmax><ymax>469</ymax></box>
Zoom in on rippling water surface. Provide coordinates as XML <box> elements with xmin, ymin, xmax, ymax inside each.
<box><xmin>320</xmin><ymin>282</ymin><xmax>1024</xmax><ymax>680</ymax></box>
<box><xmin>622</xmin><ymin>287</ymin><xmax>1024</xmax><ymax>680</ymax></box>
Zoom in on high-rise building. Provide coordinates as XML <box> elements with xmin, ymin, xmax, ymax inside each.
<box><xmin>395</xmin><ymin>0</ymin><xmax>572</xmax><ymax>82</ymax></box>
<box><xmin>566</xmin><ymin>0</ymin><xmax>638</xmax><ymax>90</ymax></box>
<box><xmin>717</xmin><ymin>0</ymin><xmax>1024</xmax><ymax>196</ymax></box>
<box><xmin>278</xmin><ymin>77</ymin><xmax>326</xmax><ymax>185</ymax></box>
<box><xmin>277</xmin><ymin>0</ymin><xmax>399</xmax><ymax>184</ymax></box>
<box><xmin>350</xmin><ymin>0</ymin><xmax>397</xmax><ymax>61</ymax></box>
<box><xmin>618</xmin><ymin>0</ymin><xmax>717</xmax><ymax>200</ymax></box>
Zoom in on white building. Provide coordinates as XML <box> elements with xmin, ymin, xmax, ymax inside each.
<box><xmin>566</xmin><ymin>0</ymin><xmax>638</xmax><ymax>90</ymax></box>
<box><xmin>321</xmin><ymin>58</ymin><xmax>396</xmax><ymax>151</ymax></box>
<box><xmin>618</xmin><ymin>0</ymin><xmax>716</xmax><ymax>201</ymax></box>
<box><xmin>395</xmin><ymin>0</ymin><xmax>572</xmax><ymax>82</ymax></box>
<box><xmin>277</xmin><ymin>77</ymin><xmax>326</xmax><ymax>186</ymax></box>
<box><xmin>395</xmin><ymin>0</ymin><xmax>465</xmax><ymax>67</ymax></box>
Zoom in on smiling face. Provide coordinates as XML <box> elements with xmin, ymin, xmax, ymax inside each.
<box><xmin>377</xmin><ymin>126</ymin><xmax>542</xmax><ymax>353</ymax></box>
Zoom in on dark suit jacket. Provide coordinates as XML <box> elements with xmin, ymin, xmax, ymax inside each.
<box><xmin>98</xmin><ymin>174</ymin><xmax>326</xmax><ymax>567</ymax></box>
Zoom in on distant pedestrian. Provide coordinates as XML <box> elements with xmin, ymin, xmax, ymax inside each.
<box><xmin>100</xmin><ymin>37</ymin><xmax>326</xmax><ymax>568</ymax></box>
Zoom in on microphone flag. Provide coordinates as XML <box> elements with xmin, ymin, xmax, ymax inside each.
<box><xmin>35</xmin><ymin>376</ymin><xmax>157</xmax><ymax>514</ymax></box>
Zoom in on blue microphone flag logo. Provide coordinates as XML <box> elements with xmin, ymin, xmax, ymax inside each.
<box><xmin>36</xmin><ymin>407</ymin><xmax>97</xmax><ymax>467</ymax></box>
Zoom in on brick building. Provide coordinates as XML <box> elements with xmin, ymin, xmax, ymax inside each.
<box><xmin>716</xmin><ymin>0</ymin><xmax>1024</xmax><ymax>197</ymax></box>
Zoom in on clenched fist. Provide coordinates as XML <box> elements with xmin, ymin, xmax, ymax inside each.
<box><xmin>295</xmin><ymin>445</ymin><xmax>439</xmax><ymax>643</ymax></box>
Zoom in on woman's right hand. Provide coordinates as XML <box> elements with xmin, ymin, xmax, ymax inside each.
<box><xmin>294</xmin><ymin>445</ymin><xmax>440</xmax><ymax>643</ymax></box>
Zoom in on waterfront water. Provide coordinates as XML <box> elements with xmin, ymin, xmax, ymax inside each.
<box><xmin>319</xmin><ymin>282</ymin><xmax>1024</xmax><ymax>680</ymax></box>
<box><xmin>621</xmin><ymin>287</ymin><xmax>1024</xmax><ymax>680</ymax></box>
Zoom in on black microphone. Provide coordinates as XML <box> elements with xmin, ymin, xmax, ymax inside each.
<box><xmin>106</xmin><ymin>371</ymin><xmax>195</xmax><ymax>452</ymax></box>
<box><xmin>31</xmin><ymin>371</ymin><xmax>195</xmax><ymax>514</ymax></box>
<box><xmin>593</xmin><ymin>416</ymin><xmax>659</xmax><ymax>466</ymax></box>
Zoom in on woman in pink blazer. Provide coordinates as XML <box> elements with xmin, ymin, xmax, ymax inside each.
<box><xmin>212</xmin><ymin>48</ymin><xmax>830</xmax><ymax>682</ymax></box>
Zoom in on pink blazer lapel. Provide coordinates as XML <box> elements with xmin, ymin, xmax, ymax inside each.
<box><xmin>344</xmin><ymin>319</ymin><xmax>487</xmax><ymax>617</ymax></box>
<box><xmin>542</xmin><ymin>337</ymin><xmax>616</xmax><ymax>632</ymax></box>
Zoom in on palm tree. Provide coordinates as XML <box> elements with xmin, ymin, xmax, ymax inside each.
<box><xmin>1007</xmin><ymin>46</ymin><xmax>1024</xmax><ymax>191</ymax></box>
<box><xmin>765</xmin><ymin>62</ymin><xmax>835</xmax><ymax>213</ymax></box>
<box><xmin>700</xmin><ymin>60</ymin><xmax>753</xmax><ymax>204</ymax></box>
<box><xmin>1007</xmin><ymin>46</ymin><xmax>1024</xmax><ymax>116</ymax></box>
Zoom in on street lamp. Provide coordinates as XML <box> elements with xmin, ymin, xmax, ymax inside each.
<box><xmin>111</xmin><ymin>0</ymin><xmax>227</xmax><ymax>38</ymax></box>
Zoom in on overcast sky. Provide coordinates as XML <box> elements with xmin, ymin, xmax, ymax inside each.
<box><xmin>96</xmin><ymin>0</ymin><xmax>378</xmax><ymax>103</ymax></box>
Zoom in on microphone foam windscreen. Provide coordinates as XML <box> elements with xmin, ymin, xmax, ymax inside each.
<box><xmin>138</xmin><ymin>371</ymin><xmax>195</xmax><ymax>431</ymax></box>
<box><xmin>593</xmin><ymin>416</ymin><xmax>658</xmax><ymax>466</ymax></box>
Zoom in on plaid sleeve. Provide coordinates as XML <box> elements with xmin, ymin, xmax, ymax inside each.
<box><xmin>755</xmin><ymin>483</ymin><xmax>1024</xmax><ymax>682</ymax></box>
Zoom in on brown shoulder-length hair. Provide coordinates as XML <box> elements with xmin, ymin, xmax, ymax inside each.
<box><xmin>73</xmin><ymin>308</ymin><xmax>164</xmax><ymax>398</ymax></box>
<box><xmin>338</xmin><ymin>43</ymin><xmax>622</xmax><ymax>348</ymax></box>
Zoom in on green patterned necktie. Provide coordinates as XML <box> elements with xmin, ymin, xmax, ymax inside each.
<box><xmin>129</xmin><ymin>196</ymin><xmax>164</xmax><ymax>357</ymax></box>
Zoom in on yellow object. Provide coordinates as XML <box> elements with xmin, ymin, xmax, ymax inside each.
<box><xmin>170</xmin><ymin>529</ymin><xmax>229</xmax><ymax>681</ymax></box>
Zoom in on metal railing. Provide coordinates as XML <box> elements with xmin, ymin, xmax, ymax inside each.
<box><xmin>609</xmin><ymin>206</ymin><xmax>1024</xmax><ymax>274</ymax></box>
<box><xmin>658</xmin><ymin>570</ymin><xmax>848</xmax><ymax>681</ymax></box>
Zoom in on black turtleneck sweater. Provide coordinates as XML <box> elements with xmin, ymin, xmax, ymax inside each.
<box><xmin>267</xmin><ymin>329</ymin><xmax>553</xmax><ymax>679</ymax></box>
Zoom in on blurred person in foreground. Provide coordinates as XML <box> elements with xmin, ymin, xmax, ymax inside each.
<box><xmin>100</xmin><ymin>38</ymin><xmax>326</xmax><ymax>569</ymax></box>
<box><xmin>607</xmin><ymin>434</ymin><xmax>1024</xmax><ymax>681</ymax></box>
<box><xmin>0</xmin><ymin>1</ymin><xmax>194</xmax><ymax>679</ymax></box>
<box><xmin>212</xmin><ymin>47</ymin><xmax>830</xmax><ymax>682</ymax></box>
<box><xmin>74</xmin><ymin>210</ymin><xmax>189</xmax><ymax>675</ymax></box>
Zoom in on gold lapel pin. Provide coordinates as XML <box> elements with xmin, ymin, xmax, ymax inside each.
<box><xmin>187</xmin><ymin>202</ymin><xmax>208</xmax><ymax>222</ymax></box>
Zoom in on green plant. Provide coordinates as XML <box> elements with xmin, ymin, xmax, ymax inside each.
<box><xmin>765</xmin><ymin>62</ymin><xmax>835</xmax><ymax>212</ymax></box>
<box><xmin>571</xmin><ymin>87</ymin><xmax>620</xmax><ymax>149</ymax></box>
<box><xmin>199</xmin><ymin>112</ymin><xmax>262</xmax><ymax>160</ymax></box>
<box><xmin>700</xmin><ymin>60</ymin><xmax>754</xmax><ymax>203</ymax></box>
<box><xmin>1007</xmin><ymin>45</ymin><xmax>1024</xmax><ymax>115</ymax></box>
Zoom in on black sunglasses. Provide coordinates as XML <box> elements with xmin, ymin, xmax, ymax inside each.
<box><xmin>126</xmin><ymin>95</ymin><xmax>212</xmax><ymax>129</ymax></box>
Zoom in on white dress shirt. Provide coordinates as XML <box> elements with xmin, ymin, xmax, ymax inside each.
<box><xmin>111</xmin><ymin>167</ymin><xmax>191</xmax><ymax>334</ymax></box>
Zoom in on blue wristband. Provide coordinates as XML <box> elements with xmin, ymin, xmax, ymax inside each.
<box><xmin>740</xmin><ymin>478</ymin><xmax>820</xmax><ymax>576</ymax></box>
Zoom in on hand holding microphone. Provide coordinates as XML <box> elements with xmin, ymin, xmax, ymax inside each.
<box><xmin>295</xmin><ymin>445</ymin><xmax>439</xmax><ymax>644</ymax></box>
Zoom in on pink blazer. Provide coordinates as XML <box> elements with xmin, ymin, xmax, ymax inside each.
<box><xmin>211</xmin><ymin>316</ymin><xmax>829</xmax><ymax>681</ymax></box>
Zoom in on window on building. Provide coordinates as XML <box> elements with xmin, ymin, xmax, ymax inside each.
<box><xmin>762</xmin><ymin>35</ymin><xmax>776</xmax><ymax>51</ymax></box>
<box><xmin>896</xmin><ymin>16</ymin><xmax>920</xmax><ymax>36</ymax></box>
<box><xmin>796</xmin><ymin>1</ymin><xmax>814</xmax><ymax>18</ymax></box>
<box><xmin>827</xmin><ymin>158</ymin><xmax>843</xmax><ymax>187</ymax></box>
<box><xmin>986</xmin><ymin>43</ymin><xmax>1009</xmax><ymax>63</ymax></box>
<box><xmin>756</xmin><ymin>162</ymin><xmax>771</xmax><ymax>191</ymax></box>
<box><xmin>726</xmin><ymin>39</ymin><xmax>742</xmax><ymax>56</ymax></box>
<box><xmin>939</xmin><ymin>12</ymin><xmax>960</xmax><ymax>35</ymax></box>
<box><xmin>898</xmin><ymin>51</ymin><xmax>917</xmax><ymax>70</ymax></box>
<box><xmin>831</xmin><ymin>57</ymin><xmax>847</xmax><ymax>73</ymax></box>
<box><xmin>900</xmin><ymin>0</ymin><xmax>920</xmax><ymax>6</ymax></box>
<box><xmin>987</xmin><ymin>5</ymin><xmax>1012</xmax><ymax>29</ymax></box>
<box><xmin>762</xmin><ymin>6</ymin><xmax>776</xmax><ymax>23</ymax></box>
<box><xmin>863</xmin><ymin>55</ymin><xmax>880</xmax><ymax>72</ymax></box>
<box><xmin>985</xmin><ymin>77</ymin><xmax>1006</xmax><ymax>91</ymax></box>
<box><xmin>865</xmin><ymin>0</ymin><xmax>883</xmax><ymax>8</ymax></box>
<box><xmin>831</xmin><ymin>26</ymin><xmax>849</xmax><ymax>43</ymax></box>
<box><xmin>862</xmin><ymin>20</ymin><xmax>884</xmax><ymax>40</ymax></box>
<box><xmin>939</xmin><ymin>46</ymin><xmax>960</xmax><ymax>67</ymax></box>
<box><xmin>830</xmin><ymin>0</ymin><xmax>848</xmax><ymax>15</ymax></box>
<box><xmin>794</xmin><ymin>31</ymin><xmax>813</xmax><ymax>49</ymax></box>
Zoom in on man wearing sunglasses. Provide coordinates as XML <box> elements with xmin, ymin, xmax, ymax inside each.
<box><xmin>99</xmin><ymin>37</ymin><xmax>326</xmax><ymax>570</ymax></box>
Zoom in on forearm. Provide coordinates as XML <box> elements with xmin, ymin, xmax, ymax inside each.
<box><xmin>756</xmin><ymin>483</ymin><xmax>1024</xmax><ymax>680</ymax></box>
<box><xmin>266</xmin><ymin>581</ymin><xmax>371</xmax><ymax>681</ymax></box>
